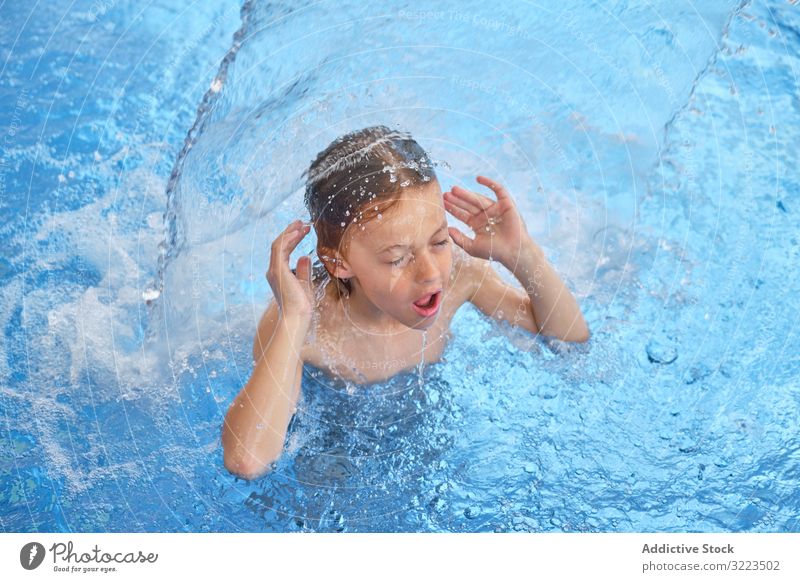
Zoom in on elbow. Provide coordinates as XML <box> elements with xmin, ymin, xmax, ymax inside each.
<box><xmin>221</xmin><ymin>420</ymin><xmax>282</xmax><ymax>481</ymax></box>
<box><xmin>566</xmin><ymin>314</ymin><xmax>591</xmax><ymax>343</ymax></box>
<box><xmin>571</xmin><ymin>327</ymin><xmax>591</xmax><ymax>343</ymax></box>
<box><xmin>223</xmin><ymin>452</ymin><xmax>276</xmax><ymax>481</ymax></box>
<box><xmin>561</xmin><ymin>325</ymin><xmax>591</xmax><ymax>344</ymax></box>
<box><xmin>222</xmin><ymin>444</ymin><xmax>281</xmax><ymax>480</ymax></box>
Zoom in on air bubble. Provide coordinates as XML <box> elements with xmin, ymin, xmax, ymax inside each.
<box><xmin>646</xmin><ymin>339</ymin><xmax>678</xmax><ymax>364</ymax></box>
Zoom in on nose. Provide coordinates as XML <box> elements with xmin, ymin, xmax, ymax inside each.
<box><xmin>414</xmin><ymin>249</ymin><xmax>439</xmax><ymax>284</ymax></box>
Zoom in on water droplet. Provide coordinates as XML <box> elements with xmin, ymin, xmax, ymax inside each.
<box><xmin>377</xmin><ymin>213</ymin><xmax>382</xmax><ymax>220</ymax></box>
<box><xmin>142</xmin><ymin>288</ymin><xmax>160</xmax><ymax>302</ymax></box>
<box><xmin>401</xmin><ymin>180</ymin><xmax>410</xmax><ymax>187</ymax></box>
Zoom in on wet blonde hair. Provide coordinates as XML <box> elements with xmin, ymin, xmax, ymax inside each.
<box><xmin>304</xmin><ymin>125</ymin><xmax>437</xmax><ymax>297</ymax></box>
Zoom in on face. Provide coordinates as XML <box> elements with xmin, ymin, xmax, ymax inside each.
<box><xmin>338</xmin><ymin>181</ymin><xmax>453</xmax><ymax>330</ymax></box>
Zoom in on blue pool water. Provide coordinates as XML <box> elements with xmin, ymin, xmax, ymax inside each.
<box><xmin>1</xmin><ymin>0</ymin><xmax>799</xmax><ymax>532</ymax></box>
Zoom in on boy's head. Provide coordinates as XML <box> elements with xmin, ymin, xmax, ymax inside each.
<box><xmin>304</xmin><ymin>126</ymin><xmax>452</xmax><ymax>329</ymax></box>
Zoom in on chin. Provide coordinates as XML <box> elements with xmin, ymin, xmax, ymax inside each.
<box><xmin>411</xmin><ymin>314</ymin><xmax>439</xmax><ymax>330</ymax></box>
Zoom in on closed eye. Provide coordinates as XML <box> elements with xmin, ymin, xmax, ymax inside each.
<box><xmin>388</xmin><ymin>239</ymin><xmax>449</xmax><ymax>267</ymax></box>
<box><xmin>389</xmin><ymin>254</ymin><xmax>410</xmax><ymax>267</ymax></box>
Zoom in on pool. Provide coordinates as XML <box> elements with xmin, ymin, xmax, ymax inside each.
<box><xmin>1</xmin><ymin>0</ymin><xmax>798</xmax><ymax>532</ymax></box>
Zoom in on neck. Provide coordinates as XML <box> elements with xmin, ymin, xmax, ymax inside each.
<box><xmin>340</xmin><ymin>279</ymin><xmax>410</xmax><ymax>335</ymax></box>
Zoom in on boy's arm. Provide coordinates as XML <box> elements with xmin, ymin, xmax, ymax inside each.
<box><xmin>222</xmin><ymin>301</ymin><xmax>307</xmax><ymax>480</ymax></box>
<box><xmin>463</xmin><ymin>256</ymin><xmax>539</xmax><ymax>335</ymax></box>
<box><xmin>443</xmin><ymin>175</ymin><xmax>589</xmax><ymax>343</ymax></box>
<box><xmin>466</xmin><ymin>242</ymin><xmax>590</xmax><ymax>343</ymax></box>
<box><xmin>506</xmin><ymin>239</ymin><xmax>589</xmax><ymax>342</ymax></box>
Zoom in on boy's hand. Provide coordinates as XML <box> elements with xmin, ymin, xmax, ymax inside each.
<box><xmin>266</xmin><ymin>220</ymin><xmax>314</xmax><ymax>321</ymax></box>
<box><xmin>443</xmin><ymin>175</ymin><xmax>533</xmax><ymax>268</ymax></box>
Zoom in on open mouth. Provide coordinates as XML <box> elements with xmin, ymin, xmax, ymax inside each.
<box><xmin>411</xmin><ymin>290</ymin><xmax>442</xmax><ymax>317</ymax></box>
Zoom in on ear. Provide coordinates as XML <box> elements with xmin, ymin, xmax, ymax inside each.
<box><xmin>319</xmin><ymin>246</ymin><xmax>356</xmax><ymax>280</ymax></box>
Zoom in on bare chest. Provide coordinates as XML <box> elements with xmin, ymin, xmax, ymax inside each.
<box><xmin>301</xmin><ymin>251</ymin><xmax>473</xmax><ymax>385</ymax></box>
<box><xmin>301</xmin><ymin>293</ymin><xmax>464</xmax><ymax>385</ymax></box>
<box><xmin>302</xmin><ymin>315</ymin><xmax>455</xmax><ymax>385</ymax></box>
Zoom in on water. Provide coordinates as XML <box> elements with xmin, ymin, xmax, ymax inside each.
<box><xmin>1</xmin><ymin>0</ymin><xmax>799</xmax><ymax>532</ymax></box>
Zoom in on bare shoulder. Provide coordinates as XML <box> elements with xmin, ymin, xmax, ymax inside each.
<box><xmin>253</xmin><ymin>271</ymin><xmax>330</xmax><ymax>365</ymax></box>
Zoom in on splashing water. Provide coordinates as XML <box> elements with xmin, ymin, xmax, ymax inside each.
<box><xmin>417</xmin><ymin>330</ymin><xmax>428</xmax><ymax>391</ymax></box>
<box><xmin>3</xmin><ymin>0</ymin><xmax>800</xmax><ymax>533</ymax></box>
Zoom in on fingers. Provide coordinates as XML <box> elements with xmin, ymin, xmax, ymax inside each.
<box><xmin>450</xmin><ymin>185</ymin><xmax>493</xmax><ymax>212</ymax></box>
<box><xmin>443</xmin><ymin>193</ymin><xmax>476</xmax><ymax>225</ymax></box>
<box><xmin>272</xmin><ymin>220</ymin><xmax>309</xmax><ymax>259</ymax></box>
<box><xmin>476</xmin><ymin>175</ymin><xmax>511</xmax><ymax>201</ymax></box>
<box><xmin>447</xmin><ymin>177</ymin><xmax>511</xmax><ymax>213</ymax></box>
<box><xmin>445</xmin><ymin>189</ymin><xmax>503</xmax><ymax>232</ymax></box>
<box><xmin>267</xmin><ymin>220</ymin><xmax>311</xmax><ymax>283</ymax></box>
<box><xmin>448</xmin><ymin>227</ymin><xmax>474</xmax><ymax>254</ymax></box>
<box><xmin>295</xmin><ymin>255</ymin><xmax>312</xmax><ymax>287</ymax></box>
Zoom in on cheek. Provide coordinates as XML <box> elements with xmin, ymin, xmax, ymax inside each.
<box><xmin>373</xmin><ymin>267</ymin><xmax>407</xmax><ymax>299</ymax></box>
<box><xmin>440</xmin><ymin>249</ymin><xmax>454</xmax><ymax>274</ymax></box>
<box><xmin>385</xmin><ymin>269</ymin><xmax>411</xmax><ymax>298</ymax></box>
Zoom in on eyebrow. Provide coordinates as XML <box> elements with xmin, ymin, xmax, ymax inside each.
<box><xmin>377</xmin><ymin>221</ymin><xmax>448</xmax><ymax>253</ymax></box>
